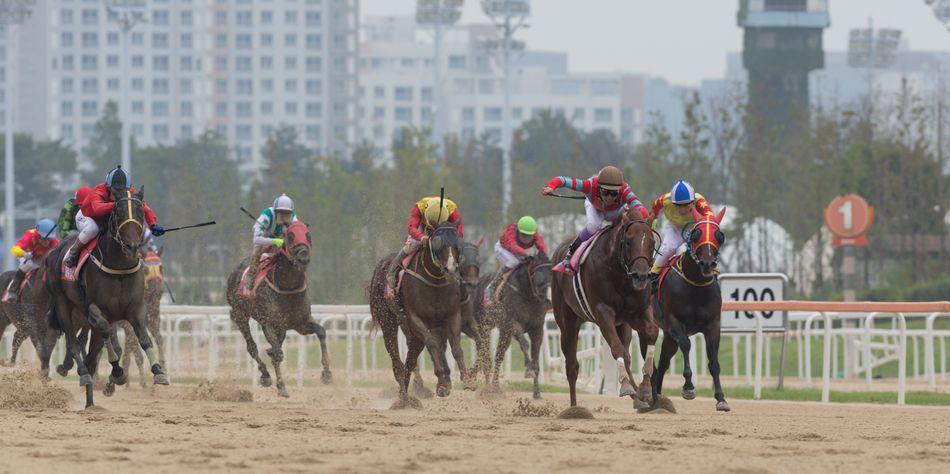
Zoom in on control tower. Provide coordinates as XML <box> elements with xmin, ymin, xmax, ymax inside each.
<box><xmin>737</xmin><ymin>0</ymin><xmax>830</xmax><ymax>134</ymax></box>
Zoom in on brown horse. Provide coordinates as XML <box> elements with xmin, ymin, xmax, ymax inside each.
<box><xmin>653</xmin><ymin>207</ymin><xmax>730</xmax><ymax>411</ymax></box>
<box><xmin>475</xmin><ymin>253</ymin><xmax>553</xmax><ymax>399</ymax></box>
<box><xmin>41</xmin><ymin>189</ymin><xmax>168</xmax><ymax>408</ymax></box>
<box><xmin>119</xmin><ymin>246</ymin><xmax>167</xmax><ymax>388</ymax></box>
<box><xmin>369</xmin><ymin>222</ymin><xmax>472</xmax><ymax>407</ymax></box>
<box><xmin>551</xmin><ymin>207</ymin><xmax>660</xmax><ymax>410</ymax></box>
<box><xmin>226</xmin><ymin>220</ymin><xmax>332</xmax><ymax>397</ymax></box>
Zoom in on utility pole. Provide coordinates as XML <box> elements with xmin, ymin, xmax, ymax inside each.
<box><xmin>0</xmin><ymin>0</ymin><xmax>34</xmax><ymax>272</ymax></box>
<box><xmin>481</xmin><ymin>0</ymin><xmax>529</xmax><ymax>222</ymax></box>
<box><xmin>105</xmin><ymin>0</ymin><xmax>147</xmax><ymax>173</ymax></box>
<box><xmin>416</xmin><ymin>1</ymin><xmax>464</xmax><ymax>150</ymax></box>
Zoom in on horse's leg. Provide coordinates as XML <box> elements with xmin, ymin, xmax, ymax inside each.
<box><xmin>475</xmin><ymin>316</ymin><xmax>493</xmax><ymax>385</ymax></box>
<box><xmin>515</xmin><ymin>332</ymin><xmax>533</xmax><ymax>378</ymax></box>
<box><xmin>303</xmin><ymin>317</ymin><xmax>332</xmax><ymax>384</ymax></box>
<box><xmin>528</xmin><ymin>325</ymin><xmax>544</xmax><ymax>399</ymax></box>
<box><xmin>491</xmin><ymin>321</ymin><xmax>514</xmax><ymax>389</ymax></box>
<box><xmin>148</xmin><ymin>301</ymin><xmax>166</xmax><ymax>369</ymax></box>
<box><xmin>57</xmin><ymin>327</ymin><xmax>84</xmax><ymax>377</ymax></box>
<box><xmin>616</xmin><ymin>324</ymin><xmax>639</xmax><ymax>396</ymax></box>
<box><xmin>593</xmin><ymin>304</ymin><xmax>635</xmax><ymax>398</ymax></box>
<box><xmin>10</xmin><ymin>329</ymin><xmax>26</xmax><ymax>364</ymax></box>
<box><xmin>704</xmin><ymin>327</ymin><xmax>730</xmax><ymax>412</ymax></box>
<box><xmin>651</xmin><ymin>330</ymin><xmax>678</xmax><ymax>409</ymax></box>
<box><xmin>84</xmin><ymin>331</ymin><xmax>108</xmax><ymax>397</ymax></box>
<box><xmin>556</xmin><ymin>312</ymin><xmax>581</xmax><ymax>407</ymax></box>
<box><xmin>402</xmin><ymin>334</ymin><xmax>425</xmax><ymax>403</ymax></box>
<box><xmin>262</xmin><ymin>325</ymin><xmax>289</xmax><ymax>397</ymax></box>
<box><xmin>123</xmin><ymin>323</ymin><xmax>147</xmax><ymax>388</ymax></box>
<box><xmin>86</xmin><ymin>303</ymin><xmax>126</xmax><ymax>390</ymax></box>
<box><xmin>635</xmin><ymin>314</ymin><xmax>660</xmax><ymax>405</ymax></box>
<box><xmin>127</xmin><ymin>303</ymin><xmax>168</xmax><ymax>385</ymax></box>
<box><xmin>233</xmin><ymin>312</ymin><xmax>270</xmax><ymax>386</ymax></box>
<box><xmin>446</xmin><ymin>307</ymin><xmax>473</xmax><ymax>390</ymax></box>
<box><xmin>404</xmin><ymin>309</ymin><xmax>450</xmax><ymax>397</ymax></box>
<box><xmin>667</xmin><ymin>322</ymin><xmax>695</xmax><ymax>400</ymax></box>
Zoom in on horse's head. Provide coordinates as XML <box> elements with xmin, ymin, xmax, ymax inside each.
<box><xmin>109</xmin><ymin>188</ymin><xmax>147</xmax><ymax>259</ymax></box>
<box><xmin>686</xmin><ymin>207</ymin><xmax>726</xmax><ymax>278</ymax></box>
<box><xmin>280</xmin><ymin>221</ymin><xmax>312</xmax><ymax>271</ymax></box>
<box><xmin>426</xmin><ymin>222</ymin><xmax>461</xmax><ymax>284</ymax></box>
<box><xmin>459</xmin><ymin>236</ymin><xmax>483</xmax><ymax>288</ymax></box>
<box><xmin>523</xmin><ymin>252</ymin><xmax>553</xmax><ymax>304</ymax></box>
<box><xmin>619</xmin><ymin>206</ymin><xmax>656</xmax><ymax>291</ymax></box>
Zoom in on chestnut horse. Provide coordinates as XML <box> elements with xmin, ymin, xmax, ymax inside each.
<box><xmin>653</xmin><ymin>207</ymin><xmax>730</xmax><ymax>411</ymax></box>
<box><xmin>551</xmin><ymin>207</ymin><xmax>660</xmax><ymax>409</ymax></box>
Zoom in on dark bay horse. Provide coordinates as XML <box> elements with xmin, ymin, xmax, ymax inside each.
<box><xmin>41</xmin><ymin>188</ymin><xmax>169</xmax><ymax>408</ymax></box>
<box><xmin>551</xmin><ymin>207</ymin><xmax>660</xmax><ymax>410</ymax></box>
<box><xmin>369</xmin><ymin>222</ymin><xmax>472</xmax><ymax>406</ymax></box>
<box><xmin>476</xmin><ymin>253</ymin><xmax>552</xmax><ymax>399</ymax></box>
<box><xmin>226</xmin><ymin>221</ymin><xmax>332</xmax><ymax>397</ymax></box>
<box><xmin>653</xmin><ymin>207</ymin><xmax>730</xmax><ymax>412</ymax></box>
<box><xmin>0</xmin><ymin>269</ymin><xmax>60</xmax><ymax>368</ymax></box>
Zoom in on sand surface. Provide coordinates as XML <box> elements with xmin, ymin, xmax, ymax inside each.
<box><xmin>2</xmin><ymin>373</ymin><xmax>950</xmax><ymax>474</ymax></box>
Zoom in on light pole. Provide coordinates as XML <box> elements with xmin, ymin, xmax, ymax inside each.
<box><xmin>0</xmin><ymin>0</ymin><xmax>34</xmax><ymax>272</ymax></box>
<box><xmin>481</xmin><ymin>0</ymin><xmax>529</xmax><ymax>222</ymax></box>
<box><xmin>105</xmin><ymin>0</ymin><xmax>146</xmax><ymax>173</ymax></box>
<box><xmin>416</xmin><ymin>1</ymin><xmax>464</xmax><ymax>150</ymax></box>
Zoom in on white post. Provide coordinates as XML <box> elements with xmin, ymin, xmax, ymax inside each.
<box><xmin>821</xmin><ymin>312</ymin><xmax>832</xmax><ymax>403</ymax></box>
<box><xmin>3</xmin><ymin>24</ymin><xmax>15</xmax><ymax>272</ymax></box>
<box><xmin>500</xmin><ymin>15</ymin><xmax>512</xmax><ymax>221</ymax></box>
<box><xmin>897</xmin><ymin>313</ymin><xmax>907</xmax><ymax>406</ymax></box>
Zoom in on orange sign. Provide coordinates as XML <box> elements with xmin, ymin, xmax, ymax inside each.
<box><xmin>824</xmin><ymin>194</ymin><xmax>874</xmax><ymax>246</ymax></box>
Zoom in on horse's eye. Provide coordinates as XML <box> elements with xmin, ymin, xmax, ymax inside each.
<box><xmin>715</xmin><ymin>230</ymin><xmax>725</xmax><ymax>244</ymax></box>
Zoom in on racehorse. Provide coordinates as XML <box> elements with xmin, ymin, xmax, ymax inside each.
<box><xmin>476</xmin><ymin>252</ymin><xmax>553</xmax><ymax>399</ymax></box>
<box><xmin>41</xmin><ymin>188</ymin><xmax>169</xmax><ymax>408</ymax></box>
<box><xmin>550</xmin><ymin>206</ymin><xmax>660</xmax><ymax>411</ymax></box>
<box><xmin>369</xmin><ymin>222</ymin><xmax>472</xmax><ymax>407</ymax></box>
<box><xmin>0</xmin><ymin>269</ymin><xmax>60</xmax><ymax>368</ymax></box>
<box><xmin>652</xmin><ymin>207</ymin><xmax>730</xmax><ymax>412</ymax></box>
<box><xmin>226</xmin><ymin>221</ymin><xmax>332</xmax><ymax>397</ymax></box>
<box><xmin>119</xmin><ymin>245</ymin><xmax>167</xmax><ymax>388</ymax></box>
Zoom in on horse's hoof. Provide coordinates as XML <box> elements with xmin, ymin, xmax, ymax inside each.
<box><xmin>56</xmin><ymin>365</ymin><xmax>69</xmax><ymax>378</ymax></box>
<box><xmin>260</xmin><ymin>375</ymin><xmax>273</xmax><ymax>387</ymax></box>
<box><xmin>320</xmin><ymin>369</ymin><xmax>333</xmax><ymax>385</ymax></box>
<box><xmin>716</xmin><ymin>400</ymin><xmax>731</xmax><ymax>412</ymax></box>
<box><xmin>436</xmin><ymin>385</ymin><xmax>451</xmax><ymax>398</ymax></box>
<box><xmin>633</xmin><ymin>398</ymin><xmax>649</xmax><ymax>411</ymax></box>
<box><xmin>619</xmin><ymin>385</ymin><xmax>637</xmax><ymax>398</ymax></box>
<box><xmin>524</xmin><ymin>369</ymin><xmax>536</xmax><ymax>379</ymax></box>
<box><xmin>153</xmin><ymin>373</ymin><xmax>170</xmax><ymax>386</ymax></box>
<box><xmin>79</xmin><ymin>374</ymin><xmax>93</xmax><ymax>387</ymax></box>
<box><xmin>277</xmin><ymin>387</ymin><xmax>290</xmax><ymax>398</ymax></box>
<box><xmin>532</xmin><ymin>390</ymin><xmax>541</xmax><ymax>400</ymax></box>
<box><xmin>682</xmin><ymin>388</ymin><xmax>696</xmax><ymax>400</ymax></box>
<box><xmin>103</xmin><ymin>383</ymin><xmax>115</xmax><ymax>397</ymax></box>
<box><xmin>110</xmin><ymin>371</ymin><xmax>128</xmax><ymax>386</ymax></box>
<box><xmin>636</xmin><ymin>385</ymin><xmax>654</xmax><ymax>405</ymax></box>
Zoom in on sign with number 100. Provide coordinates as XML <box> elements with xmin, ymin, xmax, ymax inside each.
<box><xmin>718</xmin><ymin>274</ymin><xmax>787</xmax><ymax>332</ymax></box>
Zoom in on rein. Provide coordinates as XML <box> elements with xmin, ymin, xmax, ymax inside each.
<box><xmin>616</xmin><ymin>220</ymin><xmax>658</xmax><ymax>277</ymax></box>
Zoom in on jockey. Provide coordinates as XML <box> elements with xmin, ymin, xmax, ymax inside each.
<box><xmin>3</xmin><ymin>219</ymin><xmax>59</xmax><ymax>303</ymax></box>
<box><xmin>245</xmin><ymin>194</ymin><xmax>298</xmax><ymax>285</ymax></box>
<box><xmin>64</xmin><ymin>166</ymin><xmax>164</xmax><ymax>268</ymax></box>
<box><xmin>542</xmin><ymin>165</ymin><xmax>648</xmax><ymax>275</ymax></box>
<box><xmin>485</xmin><ymin>215</ymin><xmax>549</xmax><ymax>304</ymax></box>
<box><xmin>384</xmin><ymin>196</ymin><xmax>463</xmax><ymax>298</ymax></box>
<box><xmin>56</xmin><ymin>186</ymin><xmax>91</xmax><ymax>239</ymax></box>
<box><xmin>649</xmin><ymin>180</ymin><xmax>715</xmax><ymax>279</ymax></box>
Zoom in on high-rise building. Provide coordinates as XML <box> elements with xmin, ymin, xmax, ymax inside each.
<box><xmin>1</xmin><ymin>0</ymin><xmax>358</xmax><ymax>172</ymax></box>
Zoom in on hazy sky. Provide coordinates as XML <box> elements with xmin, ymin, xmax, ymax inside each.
<box><xmin>361</xmin><ymin>0</ymin><xmax>950</xmax><ymax>85</ymax></box>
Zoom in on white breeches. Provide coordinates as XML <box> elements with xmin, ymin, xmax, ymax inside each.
<box><xmin>494</xmin><ymin>242</ymin><xmax>522</xmax><ymax>269</ymax></box>
<box><xmin>76</xmin><ymin>210</ymin><xmax>99</xmax><ymax>244</ymax></box>
<box><xmin>656</xmin><ymin>221</ymin><xmax>686</xmax><ymax>268</ymax></box>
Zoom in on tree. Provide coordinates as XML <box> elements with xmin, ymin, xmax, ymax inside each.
<box><xmin>0</xmin><ymin>134</ymin><xmax>77</xmax><ymax>210</ymax></box>
<box><xmin>82</xmin><ymin>101</ymin><xmax>134</xmax><ymax>183</ymax></box>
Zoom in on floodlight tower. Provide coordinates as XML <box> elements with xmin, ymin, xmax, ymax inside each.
<box><xmin>0</xmin><ymin>0</ymin><xmax>34</xmax><ymax>272</ymax></box>
<box><xmin>416</xmin><ymin>1</ymin><xmax>464</xmax><ymax>148</ymax></box>
<box><xmin>105</xmin><ymin>0</ymin><xmax>147</xmax><ymax>173</ymax></box>
<box><xmin>848</xmin><ymin>19</ymin><xmax>901</xmax><ymax>100</ymax></box>
<box><xmin>481</xmin><ymin>0</ymin><xmax>529</xmax><ymax>222</ymax></box>
<box><xmin>737</xmin><ymin>0</ymin><xmax>829</xmax><ymax>136</ymax></box>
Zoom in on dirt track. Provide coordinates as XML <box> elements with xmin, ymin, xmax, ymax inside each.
<box><xmin>2</xmin><ymin>373</ymin><xmax>950</xmax><ymax>473</ymax></box>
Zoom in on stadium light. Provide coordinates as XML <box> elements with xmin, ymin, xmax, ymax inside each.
<box><xmin>104</xmin><ymin>0</ymin><xmax>147</xmax><ymax>173</ymax></box>
<box><xmin>0</xmin><ymin>0</ymin><xmax>35</xmax><ymax>272</ymax></box>
<box><xmin>415</xmin><ymin>1</ymin><xmax>464</xmax><ymax>149</ymax></box>
<box><xmin>481</xmin><ymin>0</ymin><xmax>530</xmax><ymax>222</ymax></box>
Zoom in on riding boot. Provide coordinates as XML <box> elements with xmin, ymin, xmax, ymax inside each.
<box><xmin>483</xmin><ymin>271</ymin><xmax>505</xmax><ymax>307</ymax></box>
<box><xmin>558</xmin><ymin>236</ymin><xmax>584</xmax><ymax>274</ymax></box>
<box><xmin>385</xmin><ymin>249</ymin><xmax>408</xmax><ymax>299</ymax></box>
<box><xmin>2</xmin><ymin>270</ymin><xmax>25</xmax><ymax>303</ymax></box>
<box><xmin>244</xmin><ymin>247</ymin><xmax>265</xmax><ymax>289</ymax></box>
<box><xmin>64</xmin><ymin>243</ymin><xmax>80</xmax><ymax>268</ymax></box>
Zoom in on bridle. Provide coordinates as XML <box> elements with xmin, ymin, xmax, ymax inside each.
<box><xmin>108</xmin><ymin>190</ymin><xmax>145</xmax><ymax>258</ymax></box>
<box><xmin>618</xmin><ymin>219</ymin><xmax>660</xmax><ymax>277</ymax></box>
<box><xmin>524</xmin><ymin>258</ymin><xmax>552</xmax><ymax>301</ymax></box>
<box><xmin>419</xmin><ymin>225</ymin><xmax>459</xmax><ymax>281</ymax></box>
<box><xmin>684</xmin><ymin>218</ymin><xmax>723</xmax><ymax>265</ymax></box>
<box><xmin>459</xmin><ymin>242</ymin><xmax>480</xmax><ymax>287</ymax></box>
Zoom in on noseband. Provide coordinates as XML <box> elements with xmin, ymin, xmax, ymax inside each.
<box><xmin>685</xmin><ymin>219</ymin><xmax>722</xmax><ymax>265</ymax></box>
<box><xmin>109</xmin><ymin>191</ymin><xmax>145</xmax><ymax>256</ymax></box>
<box><xmin>525</xmin><ymin>259</ymin><xmax>552</xmax><ymax>301</ymax></box>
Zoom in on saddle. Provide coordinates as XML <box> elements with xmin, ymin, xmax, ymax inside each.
<box><xmin>565</xmin><ymin>228</ymin><xmax>609</xmax><ymax>322</ymax></box>
<box><xmin>60</xmin><ymin>236</ymin><xmax>98</xmax><ymax>282</ymax></box>
<box><xmin>386</xmin><ymin>253</ymin><xmax>414</xmax><ymax>298</ymax></box>
<box><xmin>553</xmin><ymin>227</ymin><xmax>607</xmax><ymax>275</ymax></box>
<box><xmin>238</xmin><ymin>253</ymin><xmax>279</xmax><ymax>298</ymax></box>
<box><xmin>655</xmin><ymin>254</ymin><xmax>679</xmax><ymax>304</ymax></box>
<box><xmin>144</xmin><ymin>251</ymin><xmax>163</xmax><ymax>282</ymax></box>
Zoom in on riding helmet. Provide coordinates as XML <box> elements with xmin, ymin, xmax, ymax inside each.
<box><xmin>597</xmin><ymin>166</ymin><xmax>624</xmax><ymax>190</ymax></box>
<box><xmin>273</xmin><ymin>194</ymin><xmax>295</xmax><ymax>213</ymax></box>
<box><xmin>517</xmin><ymin>216</ymin><xmax>538</xmax><ymax>235</ymax></box>
<box><xmin>671</xmin><ymin>180</ymin><xmax>695</xmax><ymax>205</ymax></box>
<box><xmin>105</xmin><ymin>165</ymin><xmax>130</xmax><ymax>190</ymax></box>
<box><xmin>35</xmin><ymin>218</ymin><xmax>56</xmax><ymax>237</ymax></box>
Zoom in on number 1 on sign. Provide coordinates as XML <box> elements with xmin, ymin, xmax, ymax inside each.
<box><xmin>837</xmin><ymin>200</ymin><xmax>853</xmax><ymax>230</ymax></box>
